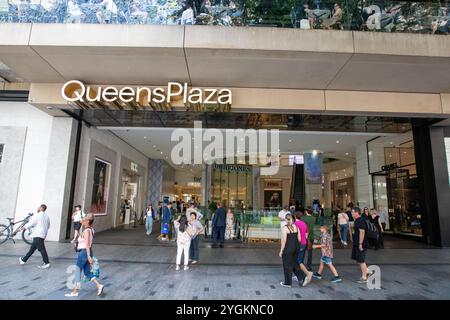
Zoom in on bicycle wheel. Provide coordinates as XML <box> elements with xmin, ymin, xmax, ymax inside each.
<box><xmin>22</xmin><ymin>228</ymin><xmax>33</xmax><ymax>245</ymax></box>
<box><xmin>0</xmin><ymin>224</ymin><xmax>10</xmax><ymax>244</ymax></box>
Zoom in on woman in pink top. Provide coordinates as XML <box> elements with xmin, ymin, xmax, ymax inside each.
<box><xmin>65</xmin><ymin>214</ymin><xmax>104</xmax><ymax>297</ymax></box>
<box><xmin>294</xmin><ymin>212</ymin><xmax>313</xmax><ymax>286</ymax></box>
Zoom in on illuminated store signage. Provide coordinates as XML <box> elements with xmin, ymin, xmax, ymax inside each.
<box><xmin>213</xmin><ymin>164</ymin><xmax>252</xmax><ymax>173</ymax></box>
<box><xmin>61</xmin><ymin>80</ymin><xmax>232</xmax><ymax>111</ymax></box>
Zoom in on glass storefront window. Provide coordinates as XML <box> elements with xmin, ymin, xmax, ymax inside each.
<box><xmin>210</xmin><ymin>164</ymin><xmax>252</xmax><ymax>211</ymax></box>
<box><xmin>369</xmin><ymin>134</ymin><xmax>422</xmax><ymax>238</ymax></box>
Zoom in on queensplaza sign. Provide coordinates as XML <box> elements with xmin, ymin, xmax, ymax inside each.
<box><xmin>61</xmin><ymin>80</ymin><xmax>233</xmax><ymax>112</ymax></box>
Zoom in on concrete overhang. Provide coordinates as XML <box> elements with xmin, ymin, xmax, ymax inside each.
<box><xmin>0</xmin><ymin>24</ymin><xmax>449</xmax><ymax>94</ymax></box>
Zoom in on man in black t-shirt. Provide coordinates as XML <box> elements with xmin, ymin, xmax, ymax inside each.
<box><xmin>351</xmin><ymin>207</ymin><xmax>371</xmax><ymax>284</ymax></box>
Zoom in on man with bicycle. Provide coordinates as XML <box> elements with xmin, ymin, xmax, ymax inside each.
<box><xmin>19</xmin><ymin>204</ymin><xmax>51</xmax><ymax>269</ymax></box>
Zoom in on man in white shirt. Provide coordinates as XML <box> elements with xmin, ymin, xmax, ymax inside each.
<box><xmin>278</xmin><ymin>205</ymin><xmax>290</xmax><ymax>239</ymax></box>
<box><xmin>19</xmin><ymin>204</ymin><xmax>51</xmax><ymax>269</ymax></box>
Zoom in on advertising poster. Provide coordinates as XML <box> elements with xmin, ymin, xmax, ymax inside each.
<box><xmin>304</xmin><ymin>153</ymin><xmax>322</xmax><ymax>184</ymax></box>
<box><xmin>264</xmin><ymin>190</ymin><xmax>282</xmax><ymax>208</ymax></box>
<box><xmin>91</xmin><ymin>158</ymin><xmax>111</xmax><ymax>215</ymax></box>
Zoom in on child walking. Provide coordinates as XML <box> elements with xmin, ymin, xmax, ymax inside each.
<box><xmin>312</xmin><ymin>225</ymin><xmax>342</xmax><ymax>283</ymax></box>
<box><xmin>174</xmin><ymin>215</ymin><xmax>195</xmax><ymax>271</ymax></box>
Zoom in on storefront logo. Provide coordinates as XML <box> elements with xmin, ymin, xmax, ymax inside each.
<box><xmin>61</xmin><ymin>80</ymin><xmax>232</xmax><ymax>111</ymax></box>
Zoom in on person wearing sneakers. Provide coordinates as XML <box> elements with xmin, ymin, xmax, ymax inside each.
<box><xmin>312</xmin><ymin>225</ymin><xmax>342</xmax><ymax>283</ymax></box>
<box><xmin>174</xmin><ymin>215</ymin><xmax>195</xmax><ymax>271</ymax></box>
<box><xmin>293</xmin><ymin>211</ymin><xmax>313</xmax><ymax>287</ymax></box>
<box><xmin>279</xmin><ymin>214</ymin><xmax>304</xmax><ymax>288</ymax></box>
<box><xmin>65</xmin><ymin>214</ymin><xmax>104</xmax><ymax>297</ymax></box>
<box><xmin>351</xmin><ymin>207</ymin><xmax>373</xmax><ymax>284</ymax></box>
<box><xmin>19</xmin><ymin>204</ymin><xmax>51</xmax><ymax>269</ymax></box>
<box><xmin>188</xmin><ymin>211</ymin><xmax>204</xmax><ymax>265</ymax></box>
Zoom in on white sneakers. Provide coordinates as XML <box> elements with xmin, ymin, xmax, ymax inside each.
<box><xmin>20</xmin><ymin>258</ymin><xmax>50</xmax><ymax>269</ymax></box>
<box><xmin>38</xmin><ymin>263</ymin><xmax>51</xmax><ymax>269</ymax></box>
<box><xmin>303</xmin><ymin>272</ymin><xmax>313</xmax><ymax>287</ymax></box>
<box><xmin>97</xmin><ymin>284</ymin><xmax>104</xmax><ymax>296</ymax></box>
<box><xmin>176</xmin><ymin>265</ymin><xmax>189</xmax><ymax>271</ymax></box>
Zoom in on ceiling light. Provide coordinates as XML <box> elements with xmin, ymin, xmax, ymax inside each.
<box><xmin>289</xmin><ymin>139</ymin><xmax>292</xmax><ymax>143</ymax></box>
<box><xmin>390</xmin><ymin>142</ymin><xmax>393</xmax><ymax>145</ymax></box>
<box><xmin>144</xmin><ymin>136</ymin><xmax>147</xmax><ymax>139</ymax></box>
<box><xmin>153</xmin><ymin>145</ymin><xmax>156</xmax><ymax>148</ymax></box>
<box><xmin>336</xmin><ymin>140</ymin><xmax>340</xmax><ymax>144</ymax></box>
<box><xmin>312</xmin><ymin>150</ymin><xmax>318</xmax><ymax>156</ymax></box>
<box><xmin>345</xmin><ymin>152</ymin><xmax>349</xmax><ymax>156</ymax></box>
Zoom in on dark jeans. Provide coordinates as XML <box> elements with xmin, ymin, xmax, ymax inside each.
<box><xmin>213</xmin><ymin>226</ymin><xmax>225</xmax><ymax>246</ymax></box>
<box><xmin>189</xmin><ymin>236</ymin><xmax>200</xmax><ymax>261</ymax></box>
<box><xmin>23</xmin><ymin>237</ymin><xmax>49</xmax><ymax>264</ymax></box>
<box><xmin>306</xmin><ymin>241</ymin><xmax>313</xmax><ymax>271</ymax></box>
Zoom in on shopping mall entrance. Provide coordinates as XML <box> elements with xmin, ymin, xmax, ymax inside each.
<box><xmin>65</xmin><ymin>109</ymin><xmax>442</xmax><ymax>246</ymax></box>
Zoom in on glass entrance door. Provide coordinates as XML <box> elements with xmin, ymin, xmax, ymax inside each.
<box><xmin>372</xmin><ymin>169</ymin><xmax>423</xmax><ymax>238</ymax></box>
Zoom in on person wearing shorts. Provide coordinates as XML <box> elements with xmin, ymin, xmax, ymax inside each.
<box><xmin>351</xmin><ymin>207</ymin><xmax>372</xmax><ymax>284</ymax></box>
<box><xmin>312</xmin><ymin>225</ymin><xmax>342</xmax><ymax>283</ymax></box>
<box><xmin>71</xmin><ymin>205</ymin><xmax>85</xmax><ymax>243</ymax></box>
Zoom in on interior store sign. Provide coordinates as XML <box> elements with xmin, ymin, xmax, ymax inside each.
<box><xmin>61</xmin><ymin>80</ymin><xmax>232</xmax><ymax>109</ymax></box>
<box><xmin>131</xmin><ymin>162</ymin><xmax>138</xmax><ymax>173</ymax></box>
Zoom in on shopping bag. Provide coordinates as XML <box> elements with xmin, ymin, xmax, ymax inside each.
<box><xmin>162</xmin><ymin>222</ymin><xmax>169</xmax><ymax>235</ymax></box>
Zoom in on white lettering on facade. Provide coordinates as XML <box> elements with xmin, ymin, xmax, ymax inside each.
<box><xmin>61</xmin><ymin>80</ymin><xmax>233</xmax><ymax>106</ymax></box>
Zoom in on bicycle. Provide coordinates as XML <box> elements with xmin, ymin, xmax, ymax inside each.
<box><xmin>0</xmin><ymin>213</ymin><xmax>34</xmax><ymax>245</ymax></box>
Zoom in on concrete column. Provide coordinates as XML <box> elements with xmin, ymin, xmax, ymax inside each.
<box><xmin>324</xmin><ymin>173</ymin><xmax>332</xmax><ymax>209</ymax></box>
<box><xmin>252</xmin><ymin>166</ymin><xmax>260</xmax><ymax>211</ymax></box>
<box><xmin>42</xmin><ymin>117</ymin><xmax>77</xmax><ymax>241</ymax></box>
<box><xmin>147</xmin><ymin>159</ymin><xmax>164</xmax><ymax>207</ymax></box>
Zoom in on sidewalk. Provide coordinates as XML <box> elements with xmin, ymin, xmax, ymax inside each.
<box><xmin>1</xmin><ymin>227</ymin><xmax>449</xmax><ymax>300</ymax></box>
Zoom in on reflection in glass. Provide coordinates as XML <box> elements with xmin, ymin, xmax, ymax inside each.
<box><xmin>0</xmin><ymin>1</ymin><xmax>447</xmax><ymax>34</ymax></box>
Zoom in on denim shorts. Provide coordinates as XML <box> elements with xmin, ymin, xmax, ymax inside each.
<box><xmin>296</xmin><ymin>244</ymin><xmax>307</xmax><ymax>265</ymax></box>
<box><xmin>321</xmin><ymin>256</ymin><xmax>333</xmax><ymax>265</ymax></box>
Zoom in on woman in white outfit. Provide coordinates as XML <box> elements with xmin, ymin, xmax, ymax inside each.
<box><xmin>174</xmin><ymin>215</ymin><xmax>195</xmax><ymax>271</ymax></box>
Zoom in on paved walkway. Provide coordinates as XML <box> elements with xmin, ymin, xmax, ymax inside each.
<box><xmin>0</xmin><ymin>226</ymin><xmax>449</xmax><ymax>300</ymax></box>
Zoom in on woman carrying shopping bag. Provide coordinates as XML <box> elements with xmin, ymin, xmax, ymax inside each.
<box><xmin>65</xmin><ymin>213</ymin><xmax>104</xmax><ymax>297</ymax></box>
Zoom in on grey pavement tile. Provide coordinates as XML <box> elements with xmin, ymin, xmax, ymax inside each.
<box><xmin>1</xmin><ymin>232</ymin><xmax>450</xmax><ymax>300</ymax></box>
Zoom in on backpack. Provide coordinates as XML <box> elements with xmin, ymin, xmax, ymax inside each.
<box><xmin>366</xmin><ymin>219</ymin><xmax>379</xmax><ymax>240</ymax></box>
